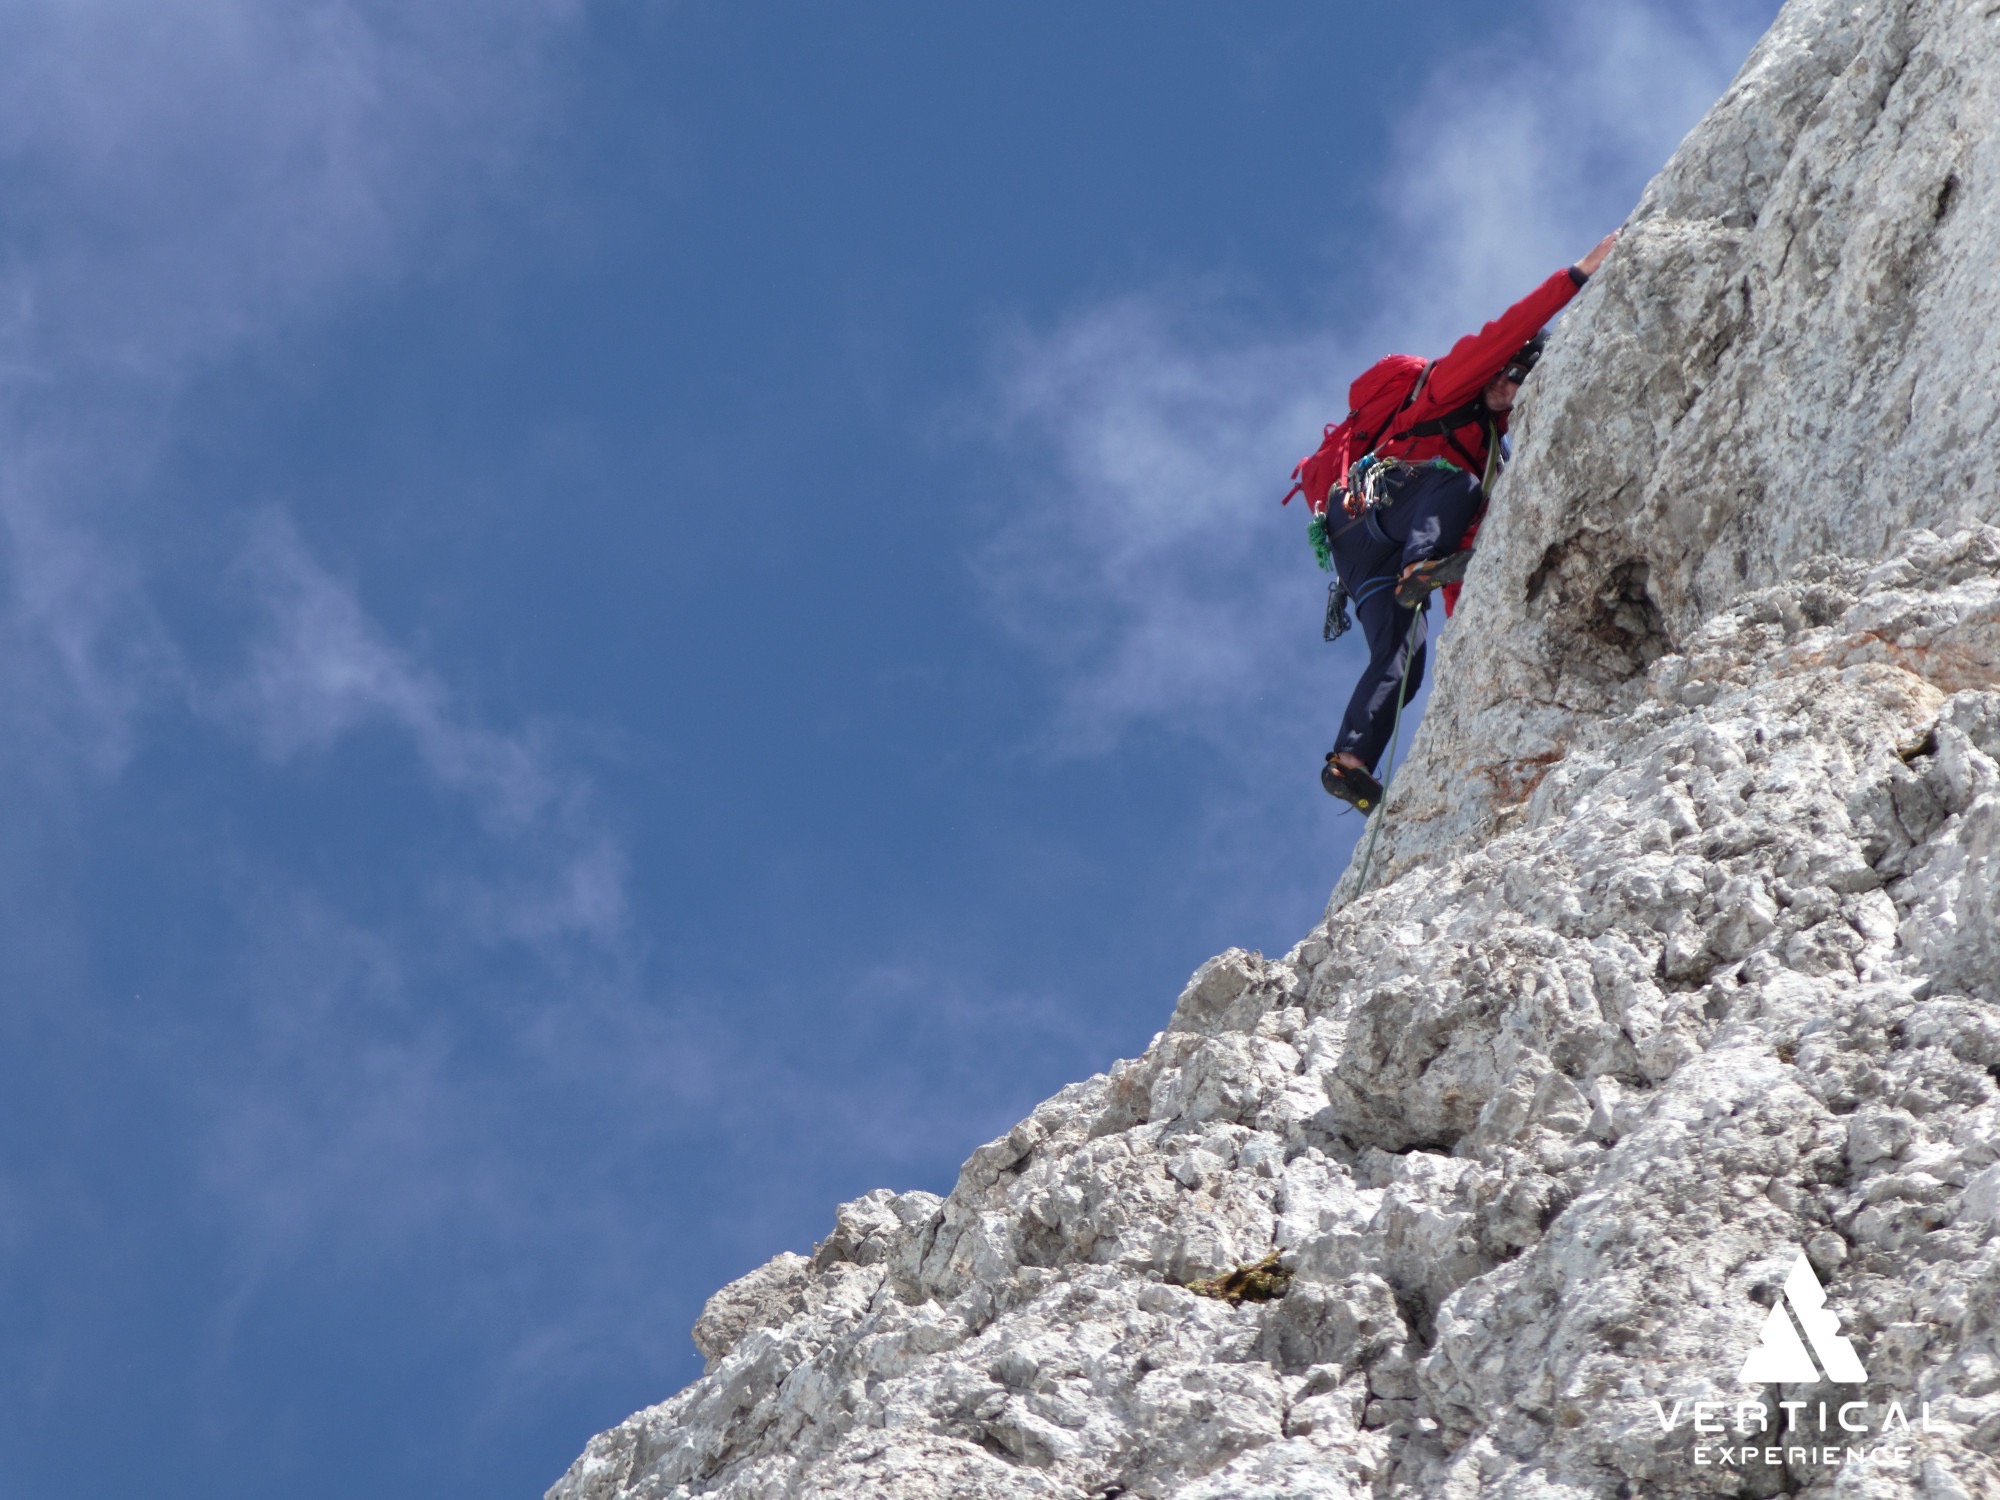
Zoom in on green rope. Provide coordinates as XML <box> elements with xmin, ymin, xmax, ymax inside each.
<box><xmin>1307</xmin><ymin>511</ymin><xmax>1335</xmax><ymax>572</ymax></box>
<box><xmin>1351</xmin><ymin>595</ymin><xmax>1427</xmax><ymax>899</ymax></box>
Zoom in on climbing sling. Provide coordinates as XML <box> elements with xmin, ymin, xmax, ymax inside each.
<box><xmin>1323</xmin><ymin>580</ymin><xmax>1350</xmax><ymax>642</ymax></box>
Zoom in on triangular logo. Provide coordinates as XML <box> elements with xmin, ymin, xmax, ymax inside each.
<box><xmin>1739</xmin><ymin>1254</ymin><xmax>1867</xmax><ymax>1384</ymax></box>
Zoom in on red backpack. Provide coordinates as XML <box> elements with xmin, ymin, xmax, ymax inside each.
<box><xmin>1282</xmin><ymin>353</ymin><xmax>1430</xmax><ymax>518</ymax></box>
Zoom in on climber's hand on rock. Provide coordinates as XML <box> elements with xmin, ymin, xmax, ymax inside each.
<box><xmin>1577</xmin><ymin>230</ymin><xmax>1621</xmax><ymax>278</ymax></box>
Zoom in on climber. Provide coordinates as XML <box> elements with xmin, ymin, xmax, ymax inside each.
<box><xmin>1290</xmin><ymin>230</ymin><xmax>1621</xmax><ymax>810</ymax></box>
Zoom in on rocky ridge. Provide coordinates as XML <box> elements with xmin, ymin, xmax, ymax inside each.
<box><xmin>548</xmin><ymin>1</ymin><xmax>2000</xmax><ymax>1495</ymax></box>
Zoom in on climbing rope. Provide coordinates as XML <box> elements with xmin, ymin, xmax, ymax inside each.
<box><xmin>1307</xmin><ymin>510</ymin><xmax>1335</xmax><ymax>571</ymax></box>
<box><xmin>1351</xmin><ymin>595</ymin><xmax>1428</xmax><ymax>898</ymax></box>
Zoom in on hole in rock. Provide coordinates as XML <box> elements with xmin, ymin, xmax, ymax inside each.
<box><xmin>1393</xmin><ymin>1283</ymin><xmax>1438</xmax><ymax>1352</ymax></box>
<box><xmin>1524</xmin><ymin>543</ymin><xmax>1676</xmax><ymax>683</ymax></box>
<box><xmin>1581</xmin><ymin>560</ymin><xmax>1673</xmax><ymax>679</ymax></box>
<box><xmin>1935</xmin><ymin>173</ymin><xmax>1960</xmax><ymax>222</ymax></box>
<box><xmin>1525</xmin><ymin>540</ymin><xmax>1566</xmax><ymax>604</ymax></box>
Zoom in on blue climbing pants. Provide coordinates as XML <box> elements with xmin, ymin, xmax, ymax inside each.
<box><xmin>1326</xmin><ymin>464</ymin><xmax>1485</xmax><ymax>772</ymax></box>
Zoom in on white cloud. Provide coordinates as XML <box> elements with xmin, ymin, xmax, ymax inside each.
<box><xmin>0</xmin><ymin>0</ymin><xmax>619</xmax><ymax>934</ymax></box>
<box><xmin>983</xmin><ymin>296</ymin><xmax>1341</xmax><ymax>756</ymax></box>
<box><xmin>0</xmin><ymin>0</ymin><xmax>578</xmax><ymax>378</ymax></box>
<box><xmin>980</xmin><ymin>0</ymin><xmax>1778</xmax><ymax>761</ymax></box>
<box><xmin>0</xmin><ymin>439</ymin><xmax>184</xmax><ymax>777</ymax></box>
<box><xmin>1371</xmin><ymin>0</ymin><xmax>1774</xmax><ymax>347</ymax></box>
<box><xmin>0</xmin><ymin>0</ymin><xmax>644</xmax><ymax>1356</ymax></box>
<box><xmin>229</xmin><ymin>515</ymin><xmax>548</xmax><ymax>816</ymax></box>
<box><xmin>215</xmin><ymin>511</ymin><xmax>628</xmax><ymax>942</ymax></box>
<box><xmin>0</xmin><ymin>0</ymin><xmax>582</xmax><ymax>788</ymax></box>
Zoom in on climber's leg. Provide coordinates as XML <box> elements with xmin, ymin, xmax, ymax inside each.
<box><xmin>1380</xmin><ymin>464</ymin><xmax>1485</xmax><ymax>568</ymax></box>
<box><xmin>1330</xmin><ymin>581</ymin><xmax>1427</xmax><ymax>775</ymax></box>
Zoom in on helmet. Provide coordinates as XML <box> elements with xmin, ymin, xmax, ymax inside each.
<box><xmin>1500</xmin><ymin>331</ymin><xmax>1547</xmax><ymax>386</ymax></box>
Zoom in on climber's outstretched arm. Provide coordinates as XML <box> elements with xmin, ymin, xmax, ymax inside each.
<box><xmin>1406</xmin><ymin>230</ymin><xmax>1622</xmax><ymax>420</ymax></box>
<box><xmin>1576</xmin><ymin>230</ymin><xmax>1619</xmax><ymax>277</ymax></box>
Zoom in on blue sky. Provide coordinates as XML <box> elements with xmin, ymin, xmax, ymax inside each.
<box><xmin>0</xmin><ymin>3</ymin><xmax>1779</xmax><ymax>1496</ymax></box>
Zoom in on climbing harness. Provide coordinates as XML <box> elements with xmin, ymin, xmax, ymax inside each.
<box><xmin>1309</xmin><ymin>454</ymin><xmax>1459</xmax><ymax>574</ymax></box>
<box><xmin>1350</xmin><ymin>595</ymin><xmax>1428</xmax><ymax>898</ymax></box>
<box><xmin>1350</xmin><ymin>453</ymin><xmax>1460</xmax><ymax>516</ymax></box>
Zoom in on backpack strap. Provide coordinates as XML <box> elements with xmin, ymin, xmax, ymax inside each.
<box><xmin>1448</xmin><ymin>423</ymin><xmax>1491</xmax><ymax>477</ymax></box>
<box><xmin>1402</xmin><ymin>361</ymin><xmax>1435</xmax><ymax>413</ymax></box>
<box><xmin>1391</xmin><ymin>395</ymin><xmax>1499</xmax><ymax>480</ymax></box>
<box><xmin>1391</xmin><ymin>395</ymin><xmax>1485</xmax><ymax>443</ymax></box>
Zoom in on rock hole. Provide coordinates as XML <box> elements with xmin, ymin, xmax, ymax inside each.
<box><xmin>1536</xmin><ymin>1193</ymin><xmax>1573</xmax><ymax>1233</ymax></box>
<box><xmin>1392</xmin><ymin>1283</ymin><xmax>1437</xmax><ymax>1352</ymax></box>
<box><xmin>1524</xmin><ymin>540</ymin><xmax>1676</xmax><ymax>683</ymax></box>
<box><xmin>1581</xmin><ymin>560</ymin><xmax>1674</xmax><ymax>679</ymax></box>
<box><xmin>1799</xmin><ymin>583</ymin><xmax>1847</xmax><ymax>627</ymax></box>
<box><xmin>1525</xmin><ymin>540</ymin><xmax>1566</xmax><ymax>604</ymax></box>
<box><xmin>976</xmin><ymin>1431</ymin><xmax>1022</xmax><ymax>1465</ymax></box>
<box><xmin>1934</xmin><ymin>174</ymin><xmax>1960</xmax><ymax>222</ymax></box>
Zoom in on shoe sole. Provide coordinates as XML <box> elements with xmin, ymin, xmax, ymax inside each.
<box><xmin>1395</xmin><ymin>549</ymin><xmax>1474</xmax><ymax>607</ymax></box>
<box><xmin>1320</xmin><ymin>763</ymin><xmax>1381</xmax><ymax>810</ymax></box>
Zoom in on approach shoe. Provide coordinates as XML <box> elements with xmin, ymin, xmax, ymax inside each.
<box><xmin>1393</xmin><ymin>549</ymin><xmax>1474</xmax><ymax>608</ymax></box>
<box><xmin>1321</xmin><ymin>754</ymin><xmax>1384</xmax><ymax>811</ymax></box>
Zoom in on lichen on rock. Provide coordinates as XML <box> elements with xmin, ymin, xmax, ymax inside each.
<box><xmin>1185</xmin><ymin>1251</ymin><xmax>1293</xmax><ymax>1307</ymax></box>
<box><xmin>548</xmin><ymin>1</ymin><xmax>2000</xmax><ymax>1496</ymax></box>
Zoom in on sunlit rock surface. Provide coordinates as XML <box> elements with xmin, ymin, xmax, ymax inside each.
<box><xmin>549</xmin><ymin>1</ymin><xmax>2000</xmax><ymax>1495</ymax></box>
<box><xmin>1372</xmin><ymin>0</ymin><xmax>2000</xmax><ymax>886</ymax></box>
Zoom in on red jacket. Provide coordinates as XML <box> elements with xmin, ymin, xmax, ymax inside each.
<box><xmin>1376</xmin><ymin>266</ymin><xmax>1582</xmax><ymax>612</ymax></box>
<box><xmin>1375</xmin><ymin>267</ymin><xmax>1584</xmax><ymax>478</ymax></box>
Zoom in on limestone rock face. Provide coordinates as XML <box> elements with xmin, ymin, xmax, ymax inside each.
<box><xmin>1368</xmin><ymin>0</ymin><xmax>2000</xmax><ymax>886</ymax></box>
<box><xmin>548</xmin><ymin>2</ymin><xmax>2000</xmax><ymax>1496</ymax></box>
